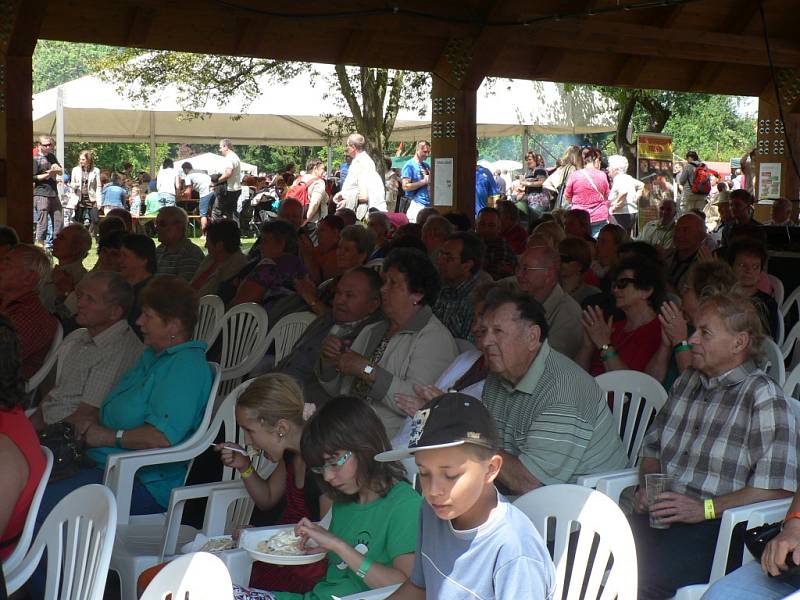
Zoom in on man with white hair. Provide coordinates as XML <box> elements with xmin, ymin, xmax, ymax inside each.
<box><xmin>665</xmin><ymin>212</ymin><xmax>707</xmax><ymax>291</ymax></box>
<box><xmin>334</xmin><ymin>133</ymin><xmax>386</xmax><ymax>220</ymax></box>
<box><xmin>0</xmin><ymin>244</ymin><xmax>59</xmax><ymax>379</ymax></box>
<box><xmin>608</xmin><ymin>154</ymin><xmax>644</xmax><ymax>237</ymax></box>
<box><xmin>155</xmin><ymin>206</ymin><xmax>205</xmax><ymax>281</ymax></box>
<box><xmin>42</xmin><ymin>224</ymin><xmax>92</xmax><ymax>312</ymax></box>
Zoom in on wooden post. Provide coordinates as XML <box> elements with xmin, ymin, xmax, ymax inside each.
<box><xmin>2</xmin><ymin>0</ymin><xmax>44</xmax><ymax>243</ymax></box>
<box><xmin>753</xmin><ymin>78</ymin><xmax>800</xmax><ymax>221</ymax></box>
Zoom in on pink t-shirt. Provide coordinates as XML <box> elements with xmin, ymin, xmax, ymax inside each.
<box><xmin>566</xmin><ymin>168</ymin><xmax>610</xmax><ymax>224</ymax></box>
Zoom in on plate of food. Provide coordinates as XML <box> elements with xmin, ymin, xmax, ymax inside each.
<box><xmin>241</xmin><ymin>526</ymin><xmax>326</xmax><ymax>565</ymax></box>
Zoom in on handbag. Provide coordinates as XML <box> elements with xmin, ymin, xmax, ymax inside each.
<box><xmin>38</xmin><ymin>422</ymin><xmax>87</xmax><ymax>481</ymax></box>
<box><xmin>743</xmin><ymin>521</ymin><xmax>800</xmax><ymax>579</ymax></box>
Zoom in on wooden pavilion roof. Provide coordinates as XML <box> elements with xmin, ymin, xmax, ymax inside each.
<box><xmin>36</xmin><ymin>0</ymin><xmax>800</xmax><ymax>100</ymax></box>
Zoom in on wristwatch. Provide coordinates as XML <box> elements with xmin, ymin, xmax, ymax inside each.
<box><xmin>362</xmin><ymin>363</ymin><xmax>374</xmax><ymax>377</ymax></box>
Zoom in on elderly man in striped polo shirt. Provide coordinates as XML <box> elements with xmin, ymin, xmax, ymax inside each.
<box><xmin>154</xmin><ymin>206</ymin><xmax>204</xmax><ymax>281</ymax></box>
<box><xmin>479</xmin><ymin>287</ymin><xmax>627</xmax><ymax>496</ymax></box>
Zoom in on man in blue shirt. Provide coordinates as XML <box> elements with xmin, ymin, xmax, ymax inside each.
<box><xmin>475</xmin><ymin>161</ymin><xmax>498</xmax><ymax>214</ymax></box>
<box><xmin>402</xmin><ymin>140</ymin><xmax>431</xmax><ymax>222</ymax></box>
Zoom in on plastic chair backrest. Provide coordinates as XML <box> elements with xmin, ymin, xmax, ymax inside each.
<box><xmin>24</xmin><ymin>321</ymin><xmax>64</xmax><ymax>400</ymax></box>
<box><xmin>781</xmin><ymin>286</ymin><xmax>800</xmax><ymax>320</ymax></box>
<box><xmin>140</xmin><ymin>551</ymin><xmax>233</xmax><ymax>600</ymax></box>
<box><xmin>194</xmin><ymin>295</ymin><xmax>225</xmax><ymax>347</ymax></box>
<box><xmin>762</xmin><ymin>337</ymin><xmax>787</xmax><ymax>386</ymax></box>
<box><xmin>265</xmin><ymin>311</ymin><xmax>317</xmax><ymax>363</ymax></box>
<box><xmin>217</xmin><ymin>303</ymin><xmax>269</xmax><ymax>400</ymax></box>
<box><xmin>768</xmin><ymin>274</ymin><xmax>785</xmax><ymax>309</ymax></box>
<box><xmin>2</xmin><ymin>446</ymin><xmax>53</xmax><ymax>575</ymax></box>
<box><xmin>595</xmin><ymin>370</ymin><xmax>668</xmax><ymax>467</ymax></box>
<box><xmin>782</xmin><ymin>321</ymin><xmax>800</xmax><ymax>371</ymax></box>
<box><xmin>4</xmin><ymin>484</ymin><xmax>117</xmax><ymax>600</ymax></box>
<box><xmin>364</xmin><ymin>258</ymin><xmax>384</xmax><ymax>272</ymax></box>
<box><xmin>785</xmin><ymin>363</ymin><xmax>800</xmax><ymax>399</ymax></box>
<box><xmin>775</xmin><ymin>312</ymin><xmax>786</xmax><ymax>348</ymax></box>
<box><xmin>513</xmin><ymin>484</ymin><xmax>637</xmax><ymax>600</ymax></box>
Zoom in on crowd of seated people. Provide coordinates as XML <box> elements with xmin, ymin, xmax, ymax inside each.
<box><xmin>5</xmin><ymin>144</ymin><xmax>800</xmax><ymax>600</ymax></box>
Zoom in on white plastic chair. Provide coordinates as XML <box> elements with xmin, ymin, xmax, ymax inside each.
<box><xmin>768</xmin><ymin>274</ymin><xmax>785</xmax><ymax>309</ymax></box>
<box><xmin>782</xmin><ymin>321</ymin><xmax>800</xmax><ymax>371</ymax></box>
<box><xmin>513</xmin><ymin>484</ymin><xmax>638</xmax><ymax>600</ymax></box>
<box><xmin>364</xmin><ymin>258</ymin><xmax>384</xmax><ymax>272</ymax></box>
<box><xmin>194</xmin><ymin>294</ymin><xmax>224</xmax><ymax>347</ymax></box>
<box><xmin>217</xmin><ymin>303</ymin><xmax>270</xmax><ymax>401</ymax></box>
<box><xmin>782</xmin><ymin>286</ymin><xmax>800</xmax><ymax>323</ymax></box>
<box><xmin>762</xmin><ymin>337</ymin><xmax>787</xmax><ymax>386</ymax></box>
<box><xmin>107</xmin><ymin>378</ymin><xmax>274</xmax><ymax>600</ymax></box>
<box><xmin>775</xmin><ymin>311</ymin><xmax>786</xmax><ymax>348</ymax></box>
<box><xmin>140</xmin><ymin>551</ymin><xmax>233</xmax><ymax>600</ymax></box>
<box><xmin>265</xmin><ymin>311</ymin><xmax>317</xmax><ymax>363</ymax></box>
<box><xmin>334</xmin><ymin>584</ymin><xmax>402</xmax><ymax>600</ymax></box>
<box><xmin>2</xmin><ymin>446</ymin><xmax>53</xmax><ymax>576</ymax></box>
<box><xmin>24</xmin><ymin>321</ymin><xmax>64</xmax><ymax>405</ymax></box>
<box><xmin>4</xmin><ymin>484</ymin><xmax>117</xmax><ymax>600</ymax></box>
<box><xmin>577</xmin><ymin>371</ymin><xmax>667</xmax><ymax>491</ymax></box>
<box><xmin>784</xmin><ymin>363</ymin><xmax>800</xmax><ymax>398</ymax></box>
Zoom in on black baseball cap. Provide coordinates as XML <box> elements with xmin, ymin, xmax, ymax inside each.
<box><xmin>375</xmin><ymin>393</ymin><xmax>498</xmax><ymax>462</ymax></box>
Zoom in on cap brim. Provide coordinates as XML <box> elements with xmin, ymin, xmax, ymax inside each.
<box><xmin>375</xmin><ymin>440</ymin><xmax>466</xmax><ymax>462</ymax></box>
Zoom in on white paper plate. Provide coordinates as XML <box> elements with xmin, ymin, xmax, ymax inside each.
<box><xmin>180</xmin><ymin>534</ymin><xmax>235</xmax><ymax>555</ymax></box>
<box><xmin>240</xmin><ymin>526</ymin><xmax>326</xmax><ymax>565</ymax></box>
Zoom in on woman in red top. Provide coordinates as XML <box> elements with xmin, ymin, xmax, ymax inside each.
<box><xmin>564</xmin><ymin>147</ymin><xmax>610</xmax><ymax>238</ymax></box>
<box><xmin>0</xmin><ymin>315</ymin><xmax>48</xmax><ymax>560</ymax></box>
<box><xmin>576</xmin><ymin>257</ymin><xmax>665</xmax><ymax>377</ymax></box>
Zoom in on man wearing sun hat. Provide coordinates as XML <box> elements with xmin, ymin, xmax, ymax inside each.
<box><xmin>376</xmin><ymin>393</ymin><xmax>556</xmax><ymax>599</ymax></box>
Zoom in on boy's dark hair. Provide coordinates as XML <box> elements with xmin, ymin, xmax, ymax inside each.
<box><xmin>301</xmin><ymin>396</ymin><xmax>407</xmax><ymax>503</ymax></box>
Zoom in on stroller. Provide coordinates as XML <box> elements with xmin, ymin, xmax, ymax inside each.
<box><xmin>247</xmin><ymin>186</ymin><xmax>281</xmax><ymax>236</ymax></box>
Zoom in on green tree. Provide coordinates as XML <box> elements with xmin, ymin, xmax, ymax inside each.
<box><xmin>33</xmin><ymin>41</ymin><xmax>121</xmax><ymax>93</ymax></box>
<box><xmin>94</xmin><ymin>50</ymin><xmax>431</xmax><ymax>175</ymax></box>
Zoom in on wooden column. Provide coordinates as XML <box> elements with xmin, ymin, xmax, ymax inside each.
<box><xmin>430</xmin><ymin>73</ymin><xmax>478</xmax><ymax>220</ymax></box>
<box><xmin>1</xmin><ymin>0</ymin><xmax>43</xmax><ymax>242</ymax></box>
<box><xmin>753</xmin><ymin>72</ymin><xmax>800</xmax><ymax>219</ymax></box>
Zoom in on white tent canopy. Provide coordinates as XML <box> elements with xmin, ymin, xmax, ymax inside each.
<box><xmin>175</xmin><ymin>152</ymin><xmax>257</xmax><ymax>176</ymax></box>
<box><xmin>33</xmin><ymin>64</ymin><xmax>616</xmax><ymax>149</ymax></box>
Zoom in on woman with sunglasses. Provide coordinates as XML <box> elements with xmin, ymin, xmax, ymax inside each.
<box><xmin>576</xmin><ymin>257</ymin><xmax>665</xmax><ymax>377</ymax></box>
<box><xmin>232</xmin><ymin>395</ymin><xmax>421</xmax><ymax>600</ymax></box>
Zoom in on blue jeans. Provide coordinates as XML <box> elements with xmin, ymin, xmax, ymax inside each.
<box><xmin>702</xmin><ymin>561</ymin><xmax>800</xmax><ymax>600</ymax></box>
<box><xmin>198</xmin><ymin>192</ymin><xmax>215</xmax><ymax>217</ymax></box>
<box><xmin>590</xmin><ymin>219</ymin><xmax>608</xmax><ymax>238</ymax></box>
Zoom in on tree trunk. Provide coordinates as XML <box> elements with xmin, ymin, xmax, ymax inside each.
<box><xmin>614</xmin><ymin>90</ymin><xmax>639</xmax><ymax>167</ymax></box>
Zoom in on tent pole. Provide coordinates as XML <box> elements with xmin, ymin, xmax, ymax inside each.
<box><xmin>149</xmin><ymin>112</ymin><xmax>156</xmax><ymax>177</ymax></box>
<box><xmin>326</xmin><ymin>143</ymin><xmax>333</xmax><ymax>174</ymax></box>
<box><xmin>56</xmin><ymin>86</ymin><xmax>65</xmax><ymax>166</ymax></box>
<box><xmin>522</xmin><ymin>127</ymin><xmax>529</xmax><ymax>159</ymax></box>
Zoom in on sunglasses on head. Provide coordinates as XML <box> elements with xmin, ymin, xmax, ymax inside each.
<box><xmin>613</xmin><ymin>277</ymin><xmax>637</xmax><ymax>290</ymax></box>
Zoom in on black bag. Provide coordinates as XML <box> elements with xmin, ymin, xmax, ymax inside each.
<box><xmin>38</xmin><ymin>422</ymin><xmax>86</xmax><ymax>481</ymax></box>
<box><xmin>743</xmin><ymin>521</ymin><xmax>800</xmax><ymax>580</ymax></box>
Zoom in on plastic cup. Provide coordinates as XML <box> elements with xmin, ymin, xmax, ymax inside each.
<box><xmin>645</xmin><ymin>473</ymin><xmax>674</xmax><ymax>529</ymax></box>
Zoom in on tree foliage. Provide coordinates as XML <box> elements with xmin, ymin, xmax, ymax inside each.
<box><xmin>32</xmin><ymin>41</ymin><xmax>121</xmax><ymax>93</ymax></box>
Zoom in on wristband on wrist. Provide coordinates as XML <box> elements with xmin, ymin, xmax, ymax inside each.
<box><xmin>784</xmin><ymin>512</ymin><xmax>800</xmax><ymax>527</ymax></box>
<box><xmin>115</xmin><ymin>429</ymin><xmax>125</xmax><ymax>449</ymax></box>
<box><xmin>704</xmin><ymin>498</ymin><xmax>716</xmax><ymax>520</ymax></box>
<box><xmin>240</xmin><ymin>464</ymin><xmax>255</xmax><ymax>479</ymax></box>
<box><xmin>674</xmin><ymin>341</ymin><xmax>692</xmax><ymax>353</ymax></box>
<box><xmin>601</xmin><ymin>350</ymin><xmax>619</xmax><ymax>361</ymax></box>
<box><xmin>355</xmin><ymin>557</ymin><xmax>373</xmax><ymax>579</ymax></box>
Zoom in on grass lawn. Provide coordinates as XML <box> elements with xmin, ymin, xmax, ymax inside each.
<box><xmin>82</xmin><ymin>235</ymin><xmax>258</xmax><ymax>270</ymax></box>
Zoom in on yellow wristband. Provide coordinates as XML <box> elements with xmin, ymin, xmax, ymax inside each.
<box><xmin>704</xmin><ymin>498</ymin><xmax>716</xmax><ymax>520</ymax></box>
<box><xmin>240</xmin><ymin>464</ymin><xmax>255</xmax><ymax>480</ymax></box>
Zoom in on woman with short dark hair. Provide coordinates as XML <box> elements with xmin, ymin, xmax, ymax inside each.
<box><xmin>319</xmin><ymin>248</ymin><xmax>459</xmax><ymax>438</ymax></box>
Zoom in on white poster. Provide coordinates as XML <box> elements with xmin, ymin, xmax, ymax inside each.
<box><xmin>759</xmin><ymin>162</ymin><xmax>782</xmax><ymax>199</ymax></box>
<box><xmin>433</xmin><ymin>158</ymin><xmax>453</xmax><ymax>206</ymax></box>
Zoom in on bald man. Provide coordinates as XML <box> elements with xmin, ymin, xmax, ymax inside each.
<box><xmin>665</xmin><ymin>213</ymin><xmax>707</xmax><ymax>291</ymax></box>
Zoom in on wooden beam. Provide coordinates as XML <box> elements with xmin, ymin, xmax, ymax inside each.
<box><xmin>125</xmin><ymin>6</ymin><xmax>153</xmax><ymax>47</ymax></box>
<box><xmin>336</xmin><ymin>29</ymin><xmax>372</xmax><ymax>66</ymax></box>
<box><xmin>528</xmin><ymin>20</ymin><xmax>800</xmax><ymax>68</ymax></box>
<box><xmin>234</xmin><ymin>17</ymin><xmax>267</xmax><ymax>57</ymax></box>
<box><xmin>613</xmin><ymin>55</ymin><xmax>650</xmax><ymax>87</ymax></box>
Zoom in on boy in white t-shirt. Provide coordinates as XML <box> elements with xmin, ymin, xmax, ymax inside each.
<box><xmin>376</xmin><ymin>393</ymin><xmax>556</xmax><ymax>599</ymax></box>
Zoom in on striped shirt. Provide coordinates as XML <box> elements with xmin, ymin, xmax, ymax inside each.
<box><xmin>41</xmin><ymin>320</ymin><xmax>144</xmax><ymax>424</ymax></box>
<box><xmin>640</xmin><ymin>362</ymin><xmax>799</xmax><ymax>499</ymax></box>
<box><xmin>156</xmin><ymin>237</ymin><xmax>205</xmax><ymax>282</ymax></box>
<box><xmin>482</xmin><ymin>341</ymin><xmax>627</xmax><ymax>484</ymax></box>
